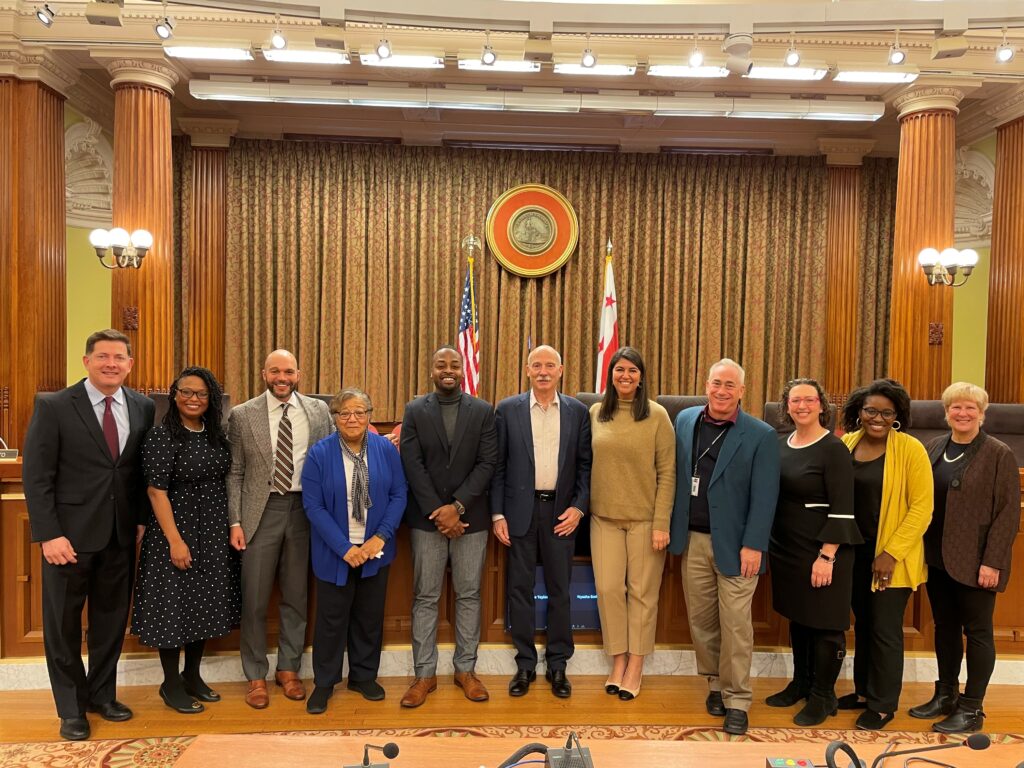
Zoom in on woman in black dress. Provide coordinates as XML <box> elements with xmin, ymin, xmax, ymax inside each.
<box><xmin>132</xmin><ymin>367</ymin><xmax>240</xmax><ymax>714</ymax></box>
<box><xmin>767</xmin><ymin>379</ymin><xmax>861</xmax><ymax>726</ymax></box>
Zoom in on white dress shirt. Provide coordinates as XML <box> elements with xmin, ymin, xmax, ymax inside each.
<box><xmin>530</xmin><ymin>390</ymin><xmax>561</xmax><ymax>492</ymax></box>
<box><xmin>83</xmin><ymin>378</ymin><xmax>129</xmax><ymax>454</ymax></box>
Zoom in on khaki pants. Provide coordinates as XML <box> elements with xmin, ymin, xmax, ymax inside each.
<box><xmin>681</xmin><ymin>531</ymin><xmax>758</xmax><ymax>711</ymax></box>
<box><xmin>591</xmin><ymin>515</ymin><xmax>667</xmax><ymax>656</ymax></box>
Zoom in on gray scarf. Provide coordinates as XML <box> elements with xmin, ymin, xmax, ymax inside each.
<box><xmin>339</xmin><ymin>433</ymin><xmax>372</xmax><ymax>524</ymax></box>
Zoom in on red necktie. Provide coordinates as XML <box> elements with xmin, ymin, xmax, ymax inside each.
<box><xmin>103</xmin><ymin>395</ymin><xmax>120</xmax><ymax>462</ymax></box>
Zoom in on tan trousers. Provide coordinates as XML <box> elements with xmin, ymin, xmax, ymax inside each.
<box><xmin>681</xmin><ymin>531</ymin><xmax>758</xmax><ymax>711</ymax></box>
<box><xmin>591</xmin><ymin>514</ymin><xmax>667</xmax><ymax>657</ymax></box>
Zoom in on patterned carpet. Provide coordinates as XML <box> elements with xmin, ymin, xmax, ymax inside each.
<box><xmin>1</xmin><ymin>726</ymin><xmax>1021</xmax><ymax>767</ymax></box>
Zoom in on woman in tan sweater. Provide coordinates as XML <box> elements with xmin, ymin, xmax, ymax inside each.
<box><xmin>589</xmin><ymin>346</ymin><xmax>676</xmax><ymax>701</ymax></box>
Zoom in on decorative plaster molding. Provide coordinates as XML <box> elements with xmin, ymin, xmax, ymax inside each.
<box><xmin>893</xmin><ymin>87</ymin><xmax>965</xmax><ymax>120</ymax></box>
<box><xmin>64</xmin><ymin>118</ymin><xmax>113</xmax><ymax>231</ymax></box>
<box><xmin>64</xmin><ymin>73</ymin><xmax>115</xmax><ymax>133</ymax></box>
<box><xmin>177</xmin><ymin>117</ymin><xmax>239</xmax><ymax>148</ymax></box>
<box><xmin>104</xmin><ymin>58</ymin><xmax>179</xmax><ymax>94</ymax></box>
<box><xmin>957</xmin><ymin>85</ymin><xmax>1024</xmax><ymax>146</ymax></box>
<box><xmin>0</xmin><ymin>46</ymin><xmax>78</xmax><ymax>94</ymax></box>
<box><xmin>817</xmin><ymin>138</ymin><xmax>876</xmax><ymax>166</ymax></box>
<box><xmin>954</xmin><ymin>146</ymin><xmax>994</xmax><ymax>248</ymax></box>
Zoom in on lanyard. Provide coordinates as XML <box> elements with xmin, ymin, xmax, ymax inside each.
<box><xmin>692</xmin><ymin>415</ymin><xmax>728</xmax><ymax>476</ymax></box>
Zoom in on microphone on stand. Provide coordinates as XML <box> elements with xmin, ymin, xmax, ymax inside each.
<box><xmin>0</xmin><ymin>436</ymin><xmax>18</xmax><ymax>460</ymax></box>
<box><xmin>868</xmin><ymin>733</ymin><xmax>990</xmax><ymax>768</ymax></box>
<box><xmin>343</xmin><ymin>741</ymin><xmax>399</xmax><ymax>768</ymax></box>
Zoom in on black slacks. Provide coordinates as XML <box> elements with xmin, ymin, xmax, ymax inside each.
<box><xmin>850</xmin><ymin>541</ymin><xmax>911</xmax><ymax>713</ymax></box>
<box><xmin>312</xmin><ymin>566</ymin><xmax>390</xmax><ymax>687</ymax></box>
<box><xmin>41</xmin><ymin>534</ymin><xmax>134</xmax><ymax>718</ymax></box>
<box><xmin>507</xmin><ymin>498</ymin><xmax>575</xmax><ymax>672</ymax></box>
<box><xmin>926</xmin><ymin>565</ymin><xmax>997</xmax><ymax>700</ymax></box>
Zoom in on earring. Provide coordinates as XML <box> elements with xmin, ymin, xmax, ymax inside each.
<box><xmin>892</xmin><ymin>420</ymin><xmax>901</xmax><ymax>431</ymax></box>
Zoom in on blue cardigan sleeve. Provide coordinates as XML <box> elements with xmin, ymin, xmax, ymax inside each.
<box><xmin>302</xmin><ymin>439</ymin><xmax>353</xmax><ymax>556</ymax></box>
<box><xmin>372</xmin><ymin>434</ymin><xmax>407</xmax><ymax>542</ymax></box>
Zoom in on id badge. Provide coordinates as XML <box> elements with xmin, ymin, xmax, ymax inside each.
<box><xmin>691</xmin><ymin>476</ymin><xmax>700</xmax><ymax>497</ymax></box>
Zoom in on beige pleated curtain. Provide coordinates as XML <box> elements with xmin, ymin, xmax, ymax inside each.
<box><xmin>201</xmin><ymin>141</ymin><xmax>895</xmax><ymax>420</ymax></box>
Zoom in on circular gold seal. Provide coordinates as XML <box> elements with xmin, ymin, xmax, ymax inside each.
<box><xmin>508</xmin><ymin>206</ymin><xmax>556</xmax><ymax>255</ymax></box>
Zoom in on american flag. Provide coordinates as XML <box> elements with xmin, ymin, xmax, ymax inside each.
<box><xmin>458</xmin><ymin>267</ymin><xmax>481</xmax><ymax>396</ymax></box>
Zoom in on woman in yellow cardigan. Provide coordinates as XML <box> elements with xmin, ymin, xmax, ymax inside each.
<box><xmin>838</xmin><ymin>379</ymin><xmax>933</xmax><ymax>730</ymax></box>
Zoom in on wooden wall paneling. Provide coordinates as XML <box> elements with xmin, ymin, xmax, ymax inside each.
<box><xmin>886</xmin><ymin>92</ymin><xmax>961</xmax><ymax>399</ymax></box>
<box><xmin>824</xmin><ymin>165</ymin><xmax>862</xmax><ymax>405</ymax></box>
<box><xmin>109</xmin><ymin>76</ymin><xmax>176</xmax><ymax>393</ymax></box>
<box><xmin>187</xmin><ymin>147</ymin><xmax>228</xmax><ymax>379</ymax></box>
<box><xmin>0</xmin><ymin>78</ymin><xmax>14</xmax><ymax>448</ymax></box>
<box><xmin>985</xmin><ymin>116</ymin><xmax>1024</xmax><ymax>403</ymax></box>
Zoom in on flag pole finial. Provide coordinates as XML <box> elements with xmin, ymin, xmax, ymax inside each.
<box><xmin>605</xmin><ymin>239</ymin><xmax>613</xmax><ymax>262</ymax></box>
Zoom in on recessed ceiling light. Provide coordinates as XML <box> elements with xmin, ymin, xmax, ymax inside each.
<box><xmin>459</xmin><ymin>59</ymin><xmax>540</xmax><ymax>73</ymax></box>
<box><xmin>263</xmin><ymin>49</ymin><xmax>350</xmax><ymax>64</ymax></box>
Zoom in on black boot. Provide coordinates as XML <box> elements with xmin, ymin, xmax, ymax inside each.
<box><xmin>933</xmin><ymin>696</ymin><xmax>985</xmax><ymax>733</ymax></box>
<box><xmin>767</xmin><ymin>623</ymin><xmax>811</xmax><ymax>707</ymax></box>
<box><xmin>794</xmin><ymin>691</ymin><xmax>838</xmax><ymax>726</ymax></box>
<box><xmin>909</xmin><ymin>681</ymin><xmax>958</xmax><ymax>719</ymax></box>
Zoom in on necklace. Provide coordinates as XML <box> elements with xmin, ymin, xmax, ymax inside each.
<box><xmin>184</xmin><ymin>422</ymin><xmax>206</xmax><ymax>433</ymax></box>
<box><xmin>942</xmin><ymin>449</ymin><xmax>964</xmax><ymax>463</ymax></box>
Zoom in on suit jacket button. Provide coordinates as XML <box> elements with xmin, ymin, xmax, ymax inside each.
<box><xmin>951</xmin><ymin>479</ymin><xmax>960</xmax><ymax>488</ymax></box>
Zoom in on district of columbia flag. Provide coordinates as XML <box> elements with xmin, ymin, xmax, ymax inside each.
<box><xmin>458</xmin><ymin>260</ymin><xmax>481</xmax><ymax>396</ymax></box>
<box><xmin>595</xmin><ymin>242</ymin><xmax>619</xmax><ymax>393</ymax></box>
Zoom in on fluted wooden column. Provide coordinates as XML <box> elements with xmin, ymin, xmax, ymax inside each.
<box><xmin>0</xmin><ymin>79</ymin><xmax>66</xmax><ymax>447</ymax></box>
<box><xmin>985</xmin><ymin>115</ymin><xmax>1024</xmax><ymax>403</ymax></box>
<box><xmin>820</xmin><ymin>139</ymin><xmax>875</xmax><ymax>405</ymax></box>
<box><xmin>108</xmin><ymin>60</ymin><xmax>178</xmax><ymax>393</ymax></box>
<box><xmin>886</xmin><ymin>88</ymin><xmax>963</xmax><ymax>399</ymax></box>
<box><xmin>178</xmin><ymin>118</ymin><xmax>237</xmax><ymax>383</ymax></box>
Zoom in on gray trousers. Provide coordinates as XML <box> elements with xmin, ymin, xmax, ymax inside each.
<box><xmin>410</xmin><ymin>528</ymin><xmax>488</xmax><ymax>677</ymax></box>
<box><xmin>240</xmin><ymin>492</ymin><xmax>310</xmax><ymax>681</ymax></box>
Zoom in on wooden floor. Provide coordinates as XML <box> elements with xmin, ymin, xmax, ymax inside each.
<box><xmin>1</xmin><ymin>676</ymin><xmax>1023</xmax><ymax>743</ymax></box>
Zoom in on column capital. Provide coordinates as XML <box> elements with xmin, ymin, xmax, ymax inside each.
<box><xmin>817</xmin><ymin>138</ymin><xmax>876</xmax><ymax>166</ymax></box>
<box><xmin>178</xmin><ymin>117</ymin><xmax>239</xmax><ymax>148</ymax></box>
<box><xmin>0</xmin><ymin>44</ymin><xmax>79</xmax><ymax>95</ymax></box>
<box><xmin>893</xmin><ymin>87</ymin><xmax>965</xmax><ymax>120</ymax></box>
<box><xmin>91</xmin><ymin>49</ymin><xmax>180</xmax><ymax>95</ymax></box>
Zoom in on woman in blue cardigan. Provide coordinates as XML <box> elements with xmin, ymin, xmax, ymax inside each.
<box><xmin>300</xmin><ymin>388</ymin><xmax>407</xmax><ymax>714</ymax></box>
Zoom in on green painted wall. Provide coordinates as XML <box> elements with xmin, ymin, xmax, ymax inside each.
<box><xmin>64</xmin><ymin>105</ymin><xmax>112</xmax><ymax>384</ymax></box>
<box><xmin>950</xmin><ymin>132</ymin><xmax>997</xmax><ymax>387</ymax></box>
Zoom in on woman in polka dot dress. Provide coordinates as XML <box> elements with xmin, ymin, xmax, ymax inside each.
<box><xmin>132</xmin><ymin>366</ymin><xmax>241</xmax><ymax>714</ymax></box>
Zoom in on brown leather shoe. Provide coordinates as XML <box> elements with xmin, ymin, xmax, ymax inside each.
<box><xmin>400</xmin><ymin>676</ymin><xmax>437</xmax><ymax>708</ymax></box>
<box><xmin>245</xmin><ymin>680</ymin><xmax>269</xmax><ymax>709</ymax></box>
<box><xmin>274</xmin><ymin>671</ymin><xmax>306</xmax><ymax>701</ymax></box>
<box><xmin>454</xmin><ymin>671</ymin><xmax>489</xmax><ymax>702</ymax></box>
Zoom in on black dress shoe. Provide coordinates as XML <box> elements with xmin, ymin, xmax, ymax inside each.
<box><xmin>87</xmin><ymin>700</ymin><xmax>133</xmax><ymax>722</ymax></box>
<box><xmin>723</xmin><ymin>708</ymin><xmax>749</xmax><ymax>735</ymax></box>
<box><xmin>182</xmin><ymin>676</ymin><xmax>221</xmax><ymax>703</ymax></box>
<box><xmin>705</xmin><ymin>691</ymin><xmax>726</xmax><ymax>716</ymax></box>
<box><xmin>159</xmin><ymin>684</ymin><xmax>204</xmax><ymax>714</ymax></box>
<box><xmin>508</xmin><ymin>669</ymin><xmax>536</xmax><ymax>697</ymax></box>
<box><xmin>59</xmin><ymin>717</ymin><xmax>90</xmax><ymax>741</ymax></box>
<box><xmin>306</xmin><ymin>685</ymin><xmax>334</xmax><ymax>714</ymax></box>
<box><xmin>546</xmin><ymin>669</ymin><xmax>572</xmax><ymax>699</ymax></box>
<box><xmin>837</xmin><ymin>692</ymin><xmax>868</xmax><ymax>710</ymax></box>
<box><xmin>347</xmin><ymin>678</ymin><xmax>386</xmax><ymax>701</ymax></box>
<box><xmin>856</xmin><ymin>709</ymin><xmax>894</xmax><ymax>731</ymax></box>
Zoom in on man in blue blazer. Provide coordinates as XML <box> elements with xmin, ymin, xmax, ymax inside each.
<box><xmin>492</xmin><ymin>345</ymin><xmax>592</xmax><ymax>699</ymax></box>
<box><xmin>669</xmin><ymin>358</ymin><xmax>779</xmax><ymax>736</ymax></box>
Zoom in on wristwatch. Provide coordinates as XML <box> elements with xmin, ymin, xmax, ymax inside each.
<box><xmin>817</xmin><ymin>549</ymin><xmax>836</xmax><ymax>564</ymax></box>
<box><xmin>453</xmin><ymin>500</ymin><xmax>466</xmax><ymax>516</ymax></box>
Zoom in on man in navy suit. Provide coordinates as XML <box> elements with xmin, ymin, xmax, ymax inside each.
<box><xmin>669</xmin><ymin>358</ymin><xmax>779</xmax><ymax>736</ymax></box>
<box><xmin>23</xmin><ymin>329</ymin><xmax>156</xmax><ymax>741</ymax></box>
<box><xmin>492</xmin><ymin>345</ymin><xmax>592</xmax><ymax>699</ymax></box>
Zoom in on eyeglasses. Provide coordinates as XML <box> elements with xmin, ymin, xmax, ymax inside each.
<box><xmin>335</xmin><ymin>409</ymin><xmax>372</xmax><ymax>421</ymax></box>
<box><xmin>177</xmin><ymin>388</ymin><xmax>210</xmax><ymax>400</ymax></box>
<box><xmin>788</xmin><ymin>396</ymin><xmax>820</xmax><ymax>406</ymax></box>
<box><xmin>861</xmin><ymin>406</ymin><xmax>896</xmax><ymax>420</ymax></box>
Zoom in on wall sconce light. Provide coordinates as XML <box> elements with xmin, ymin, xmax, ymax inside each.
<box><xmin>89</xmin><ymin>227</ymin><xmax>153</xmax><ymax>269</ymax></box>
<box><xmin>917</xmin><ymin>247</ymin><xmax>978</xmax><ymax>287</ymax></box>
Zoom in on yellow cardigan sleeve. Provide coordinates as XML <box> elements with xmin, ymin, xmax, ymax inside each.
<box><xmin>880</xmin><ymin>433</ymin><xmax>933</xmax><ymax>563</ymax></box>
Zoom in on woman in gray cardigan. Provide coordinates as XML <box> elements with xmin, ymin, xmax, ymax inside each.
<box><xmin>909</xmin><ymin>382</ymin><xmax>1021</xmax><ymax>733</ymax></box>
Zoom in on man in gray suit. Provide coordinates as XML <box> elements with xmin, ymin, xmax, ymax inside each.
<box><xmin>227</xmin><ymin>349</ymin><xmax>332</xmax><ymax>709</ymax></box>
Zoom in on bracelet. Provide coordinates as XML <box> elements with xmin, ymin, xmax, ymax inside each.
<box><xmin>817</xmin><ymin>550</ymin><xmax>836</xmax><ymax>564</ymax></box>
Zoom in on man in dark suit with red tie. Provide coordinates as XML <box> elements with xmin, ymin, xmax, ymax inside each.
<box><xmin>23</xmin><ymin>329</ymin><xmax>156</xmax><ymax>741</ymax></box>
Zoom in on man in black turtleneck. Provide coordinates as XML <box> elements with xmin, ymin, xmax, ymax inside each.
<box><xmin>398</xmin><ymin>346</ymin><xmax>497</xmax><ymax>709</ymax></box>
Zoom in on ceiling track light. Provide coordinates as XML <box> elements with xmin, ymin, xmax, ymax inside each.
<box><xmin>481</xmin><ymin>30</ymin><xmax>496</xmax><ymax>65</ymax></box>
<box><xmin>581</xmin><ymin>33</ymin><xmax>596</xmax><ymax>68</ymax></box>
<box><xmin>35</xmin><ymin>3</ymin><xmax>54</xmax><ymax>27</ymax></box>
<box><xmin>270</xmin><ymin>16</ymin><xmax>286</xmax><ymax>50</ymax></box>
<box><xmin>376</xmin><ymin>21</ymin><xmax>392</xmax><ymax>59</ymax></box>
<box><xmin>997</xmin><ymin>28</ymin><xmax>1015</xmax><ymax>63</ymax></box>
<box><xmin>888</xmin><ymin>29</ymin><xmax>906</xmax><ymax>65</ymax></box>
<box><xmin>689</xmin><ymin>33</ymin><xmax>704</xmax><ymax>68</ymax></box>
<box><xmin>154</xmin><ymin>0</ymin><xmax>174</xmax><ymax>40</ymax></box>
<box><xmin>784</xmin><ymin>33</ymin><xmax>800</xmax><ymax>67</ymax></box>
